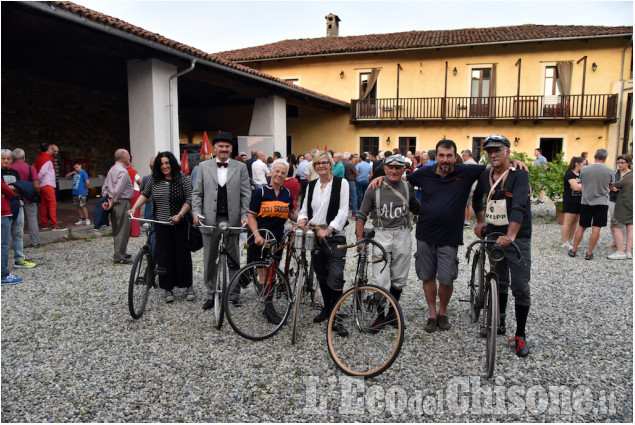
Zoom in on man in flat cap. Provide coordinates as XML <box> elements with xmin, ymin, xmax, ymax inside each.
<box><xmin>192</xmin><ymin>132</ymin><xmax>251</xmax><ymax>311</ymax></box>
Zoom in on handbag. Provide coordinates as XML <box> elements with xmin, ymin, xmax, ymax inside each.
<box><xmin>185</xmin><ymin>215</ymin><xmax>203</xmax><ymax>252</ymax></box>
<box><xmin>485</xmin><ymin>168</ymin><xmax>513</xmax><ymax>226</ymax></box>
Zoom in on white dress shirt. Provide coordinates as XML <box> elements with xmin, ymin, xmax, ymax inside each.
<box><xmin>298</xmin><ymin>178</ymin><xmax>349</xmax><ymax>235</ymax></box>
<box><xmin>251</xmin><ymin>159</ymin><xmax>270</xmax><ymax>185</ymax></box>
<box><xmin>216</xmin><ymin>158</ymin><xmax>229</xmax><ymax>187</ymax></box>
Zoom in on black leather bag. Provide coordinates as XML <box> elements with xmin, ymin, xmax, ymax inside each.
<box><xmin>185</xmin><ymin>219</ymin><xmax>203</xmax><ymax>252</ymax></box>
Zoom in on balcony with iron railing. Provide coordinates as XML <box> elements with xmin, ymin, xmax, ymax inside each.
<box><xmin>350</xmin><ymin>94</ymin><xmax>618</xmax><ymax>123</ymax></box>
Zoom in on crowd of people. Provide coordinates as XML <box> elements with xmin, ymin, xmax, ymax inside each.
<box><xmin>2</xmin><ymin>134</ymin><xmax>632</xmax><ymax>359</ymax></box>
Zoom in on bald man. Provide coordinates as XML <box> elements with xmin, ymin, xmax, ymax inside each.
<box><xmin>102</xmin><ymin>149</ymin><xmax>134</xmax><ymax>264</ymax></box>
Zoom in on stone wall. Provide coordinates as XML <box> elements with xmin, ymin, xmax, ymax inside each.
<box><xmin>1</xmin><ymin>69</ymin><xmax>129</xmax><ymax>177</ymax></box>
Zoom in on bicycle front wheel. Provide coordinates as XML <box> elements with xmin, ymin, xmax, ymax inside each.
<box><xmin>213</xmin><ymin>254</ymin><xmax>227</xmax><ymax>330</ymax></box>
<box><xmin>225</xmin><ymin>262</ymin><xmax>291</xmax><ymax>340</ymax></box>
<box><xmin>327</xmin><ymin>285</ymin><xmax>404</xmax><ymax>378</ymax></box>
<box><xmin>128</xmin><ymin>247</ymin><xmax>152</xmax><ymax>319</ymax></box>
<box><xmin>484</xmin><ymin>275</ymin><xmax>499</xmax><ymax>379</ymax></box>
<box><xmin>469</xmin><ymin>249</ymin><xmax>485</xmax><ymax>323</ymax></box>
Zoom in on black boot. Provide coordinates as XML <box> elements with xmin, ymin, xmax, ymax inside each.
<box><xmin>332</xmin><ymin>314</ymin><xmax>349</xmax><ymax>337</ymax></box>
<box><xmin>263</xmin><ymin>301</ymin><xmax>282</xmax><ymax>325</ymax></box>
<box><xmin>385</xmin><ymin>287</ymin><xmax>402</xmax><ymax>330</ymax></box>
<box><xmin>498</xmin><ymin>293</ymin><xmax>508</xmax><ymax>335</ymax></box>
<box><xmin>313</xmin><ymin>282</ymin><xmax>332</xmax><ymax>323</ymax></box>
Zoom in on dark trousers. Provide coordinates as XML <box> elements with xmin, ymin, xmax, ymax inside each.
<box><xmin>312</xmin><ymin>236</ymin><xmax>347</xmax><ymax>290</ymax></box>
<box><xmin>154</xmin><ymin>220</ymin><xmax>192</xmax><ymax>291</ymax></box>
<box><xmin>494</xmin><ymin>236</ymin><xmax>531</xmax><ymax>307</ymax></box>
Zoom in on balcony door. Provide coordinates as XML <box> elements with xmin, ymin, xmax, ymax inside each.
<box><xmin>359</xmin><ymin>70</ymin><xmax>379</xmax><ymax>118</ymax></box>
<box><xmin>470</xmin><ymin>68</ymin><xmax>491</xmax><ymax>117</ymax></box>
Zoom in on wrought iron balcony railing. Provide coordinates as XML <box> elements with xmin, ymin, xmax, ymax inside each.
<box><xmin>350</xmin><ymin>94</ymin><xmax>618</xmax><ymax>123</ymax></box>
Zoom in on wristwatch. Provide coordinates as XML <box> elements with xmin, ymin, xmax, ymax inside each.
<box><xmin>326</xmin><ymin>227</ymin><xmax>333</xmax><ymax>237</ymax></box>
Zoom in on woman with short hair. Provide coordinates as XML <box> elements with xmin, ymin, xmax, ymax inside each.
<box><xmin>297</xmin><ymin>151</ymin><xmax>349</xmax><ymax>335</ymax></box>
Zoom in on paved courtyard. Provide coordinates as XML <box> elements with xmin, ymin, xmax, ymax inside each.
<box><xmin>1</xmin><ymin>201</ymin><xmax>632</xmax><ymax>422</ymax></box>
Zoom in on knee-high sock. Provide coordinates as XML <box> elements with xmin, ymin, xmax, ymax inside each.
<box><xmin>515</xmin><ymin>304</ymin><xmax>530</xmax><ymax>338</ymax></box>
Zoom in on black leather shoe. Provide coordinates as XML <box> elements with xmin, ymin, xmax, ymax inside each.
<box><xmin>332</xmin><ymin>318</ymin><xmax>349</xmax><ymax>337</ymax></box>
<box><xmin>385</xmin><ymin>307</ymin><xmax>400</xmax><ymax>329</ymax></box>
<box><xmin>369</xmin><ymin>312</ymin><xmax>386</xmax><ymax>334</ymax></box>
<box><xmin>512</xmin><ymin>335</ymin><xmax>530</xmax><ymax>357</ymax></box>
<box><xmin>202</xmin><ymin>299</ymin><xmax>215</xmax><ymax>310</ymax></box>
<box><xmin>480</xmin><ymin>324</ymin><xmax>506</xmax><ymax>338</ymax></box>
<box><xmin>263</xmin><ymin>303</ymin><xmax>282</xmax><ymax>324</ymax></box>
<box><xmin>313</xmin><ymin>308</ymin><xmax>330</xmax><ymax>323</ymax></box>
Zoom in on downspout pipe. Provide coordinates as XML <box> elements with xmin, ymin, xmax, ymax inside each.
<box><xmin>169</xmin><ymin>59</ymin><xmax>197</xmax><ymax>149</ymax></box>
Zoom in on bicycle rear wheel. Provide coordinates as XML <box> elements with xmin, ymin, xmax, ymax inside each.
<box><xmin>327</xmin><ymin>285</ymin><xmax>404</xmax><ymax>378</ymax></box>
<box><xmin>290</xmin><ymin>267</ymin><xmax>305</xmax><ymax>345</ymax></box>
<box><xmin>213</xmin><ymin>254</ymin><xmax>227</xmax><ymax>330</ymax></box>
<box><xmin>128</xmin><ymin>247</ymin><xmax>152</xmax><ymax>319</ymax></box>
<box><xmin>484</xmin><ymin>275</ymin><xmax>499</xmax><ymax>379</ymax></box>
<box><xmin>225</xmin><ymin>262</ymin><xmax>291</xmax><ymax>340</ymax></box>
<box><xmin>469</xmin><ymin>249</ymin><xmax>485</xmax><ymax>322</ymax></box>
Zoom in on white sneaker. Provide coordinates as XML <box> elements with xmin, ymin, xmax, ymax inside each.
<box><xmin>607</xmin><ymin>252</ymin><xmax>627</xmax><ymax>260</ymax></box>
<box><xmin>626</xmin><ymin>252</ymin><xmax>632</xmax><ymax>259</ymax></box>
<box><xmin>85</xmin><ymin>219</ymin><xmax>91</xmax><ymax>225</ymax></box>
<box><xmin>75</xmin><ymin>219</ymin><xmax>85</xmax><ymax>225</ymax></box>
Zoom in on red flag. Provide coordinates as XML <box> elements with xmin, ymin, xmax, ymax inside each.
<box><xmin>200</xmin><ymin>131</ymin><xmax>212</xmax><ymax>156</ymax></box>
<box><xmin>324</xmin><ymin>144</ymin><xmax>327</xmax><ymax>151</ymax></box>
<box><xmin>181</xmin><ymin>150</ymin><xmax>190</xmax><ymax>175</ymax></box>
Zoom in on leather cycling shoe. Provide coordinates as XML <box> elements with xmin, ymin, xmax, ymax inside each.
<box><xmin>263</xmin><ymin>303</ymin><xmax>282</xmax><ymax>325</ymax></box>
<box><xmin>511</xmin><ymin>335</ymin><xmax>530</xmax><ymax>357</ymax></box>
<box><xmin>313</xmin><ymin>308</ymin><xmax>330</xmax><ymax>323</ymax></box>
<box><xmin>332</xmin><ymin>318</ymin><xmax>349</xmax><ymax>337</ymax></box>
<box><xmin>480</xmin><ymin>324</ymin><xmax>506</xmax><ymax>337</ymax></box>
<box><xmin>202</xmin><ymin>299</ymin><xmax>215</xmax><ymax>310</ymax></box>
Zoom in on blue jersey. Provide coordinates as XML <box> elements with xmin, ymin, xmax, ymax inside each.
<box><xmin>72</xmin><ymin>170</ymin><xmax>89</xmax><ymax>195</ymax></box>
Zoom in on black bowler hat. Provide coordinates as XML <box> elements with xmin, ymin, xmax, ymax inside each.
<box><xmin>212</xmin><ymin>131</ymin><xmax>233</xmax><ymax>144</ymax></box>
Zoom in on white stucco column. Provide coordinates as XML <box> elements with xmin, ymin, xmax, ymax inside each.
<box><xmin>127</xmin><ymin>58</ymin><xmax>178</xmax><ymax>173</ymax></box>
<box><xmin>248</xmin><ymin>95</ymin><xmax>287</xmax><ymax>156</ymax></box>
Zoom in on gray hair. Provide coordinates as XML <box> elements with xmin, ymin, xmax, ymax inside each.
<box><xmin>378</xmin><ymin>151</ymin><xmax>385</xmax><ymax>160</ymax></box>
<box><xmin>594</xmin><ymin>149</ymin><xmax>608</xmax><ymax>161</ymax></box>
<box><xmin>343</xmin><ymin>152</ymin><xmax>351</xmax><ymax>160</ymax></box>
<box><xmin>334</xmin><ymin>152</ymin><xmax>343</xmax><ymax>160</ymax></box>
<box><xmin>1</xmin><ymin>149</ymin><xmax>14</xmax><ymax>158</ymax></box>
<box><xmin>311</xmin><ymin>148</ymin><xmax>319</xmax><ymax>156</ymax></box>
<box><xmin>114</xmin><ymin>149</ymin><xmax>129</xmax><ymax>161</ymax></box>
<box><xmin>12</xmin><ymin>148</ymin><xmax>25</xmax><ymax>160</ymax></box>
<box><xmin>271</xmin><ymin>158</ymin><xmax>289</xmax><ymax>173</ymax></box>
<box><xmin>421</xmin><ymin>152</ymin><xmax>429</xmax><ymax>158</ymax></box>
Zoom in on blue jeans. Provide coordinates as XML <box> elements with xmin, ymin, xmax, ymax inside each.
<box><xmin>356</xmin><ymin>181</ymin><xmax>369</xmax><ymax>209</ymax></box>
<box><xmin>2</xmin><ymin>216</ymin><xmax>12</xmax><ymax>278</ymax></box>
<box><xmin>93</xmin><ymin>195</ymin><xmax>111</xmax><ymax>229</ymax></box>
<box><xmin>10</xmin><ymin>207</ymin><xmax>24</xmax><ymax>263</ymax></box>
<box><xmin>348</xmin><ymin>180</ymin><xmax>357</xmax><ymax>216</ymax></box>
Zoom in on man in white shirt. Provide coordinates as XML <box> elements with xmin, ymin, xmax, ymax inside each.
<box><xmin>251</xmin><ymin>152</ymin><xmax>270</xmax><ymax>190</ymax></box>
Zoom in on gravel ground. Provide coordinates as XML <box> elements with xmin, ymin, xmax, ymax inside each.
<box><xmin>2</xmin><ymin>201</ymin><xmax>632</xmax><ymax>422</ymax></box>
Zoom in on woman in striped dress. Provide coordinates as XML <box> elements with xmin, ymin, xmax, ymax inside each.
<box><xmin>128</xmin><ymin>152</ymin><xmax>194</xmax><ymax>303</ymax></box>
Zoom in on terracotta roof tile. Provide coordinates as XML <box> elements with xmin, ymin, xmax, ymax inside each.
<box><xmin>217</xmin><ymin>25</ymin><xmax>632</xmax><ymax>61</ymax></box>
<box><xmin>44</xmin><ymin>1</ymin><xmax>349</xmax><ymax>107</ymax></box>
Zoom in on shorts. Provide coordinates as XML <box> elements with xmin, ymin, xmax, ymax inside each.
<box><xmin>562</xmin><ymin>201</ymin><xmax>581</xmax><ymax>214</ymax></box>
<box><xmin>610</xmin><ymin>217</ymin><xmax>631</xmax><ymax>229</ymax></box>
<box><xmin>73</xmin><ymin>195</ymin><xmax>87</xmax><ymax>207</ymax></box>
<box><xmin>579</xmin><ymin>204</ymin><xmax>608</xmax><ymax>228</ymax></box>
<box><xmin>414</xmin><ymin>240</ymin><xmax>459</xmax><ymax>285</ymax></box>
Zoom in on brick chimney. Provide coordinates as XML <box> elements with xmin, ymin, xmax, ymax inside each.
<box><xmin>325</xmin><ymin>13</ymin><xmax>340</xmax><ymax>37</ymax></box>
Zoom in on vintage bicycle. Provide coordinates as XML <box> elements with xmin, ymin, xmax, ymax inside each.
<box><xmin>464</xmin><ymin>231</ymin><xmax>524</xmax><ymax>378</ymax></box>
<box><xmin>326</xmin><ymin>229</ymin><xmax>405</xmax><ymax>378</ymax></box>
<box><xmin>127</xmin><ymin>214</ymin><xmax>173</xmax><ymax>319</ymax></box>
<box><xmin>197</xmin><ymin>215</ymin><xmax>247</xmax><ymax>330</ymax></box>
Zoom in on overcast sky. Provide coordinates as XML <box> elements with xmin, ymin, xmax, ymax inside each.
<box><xmin>74</xmin><ymin>1</ymin><xmax>633</xmax><ymax>53</ymax></box>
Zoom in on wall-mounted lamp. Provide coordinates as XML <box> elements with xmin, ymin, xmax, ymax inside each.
<box><xmin>514</xmin><ymin>137</ymin><xmax>520</xmax><ymax>147</ymax></box>
<box><xmin>453</xmin><ymin>67</ymin><xmax>457</xmax><ymax>76</ymax></box>
<box><xmin>386</xmin><ymin>137</ymin><xmax>391</xmax><ymax>145</ymax></box>
<box><xmin>592</xmin><ymin>62</ymin><xmax>597</xmax><ymax>72</ymax></box>
<box><xmin>339</xmin><ymin>71</ymin><xmax>344</xmax><ymax>79</ymax></box>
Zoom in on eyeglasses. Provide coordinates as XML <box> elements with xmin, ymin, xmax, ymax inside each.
<box><xmin>314</xmin><ymin>161</ymin><xmax>330</xmax><ymax>167</ymax></box>
<box><xmin>617</xmin><ymin>161</ymin><xmax>628</xmax><ymax>164</ymax></box>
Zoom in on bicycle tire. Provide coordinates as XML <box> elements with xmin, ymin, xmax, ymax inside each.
<box><xmin>213</xmin><ymin>254</ymin><xmax>227</xmax><ymax>330</ymax></box>
<box><xmin>307</xmin><ymin>257</ymin><xmax>317</xmax><ymax>304</ymax></box>
<box><xmin>469</xmin><ymin>249</ymin><xmax>485</xmax><ymax>323</ymax></box>
<box><xmin>225</xmin><ymin>262</ymin><xmax>291</xmax><ymax>341</ymax></box>
<box><xmin>128</xmin><ymin>247</ymin><xmax>152</xmax><ymax>319</ymax></box>
<box><xmin>290</xmin><ymin>266</ymin><xmax>305</xmax><ymax>345</ymax></box>
<box><xmin>484</xmin><ymin>274</ymin><xmax>499</xmax><ymax>379</ymax></box>
<box><xmin>327</xmin><ymin>285</ymin><xmax>404</xmax><ymax>378</ymax></box>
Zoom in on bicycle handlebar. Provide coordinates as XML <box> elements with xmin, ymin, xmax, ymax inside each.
<box><xmin>465</xmin><ymin>233</ymin><xmax>525</xmax><ymax>265</ymax></box>
<box><xmin>128</xmin><ymin>213</ymin><xmax>173</xmax><ymax>226</ymax></box>
<box><xmin>338</xmin><ymin>238</ymin><xmax>388</xmax><ymax>266</ymax></box>
<box><xmin>197</xmin><ymin>214</ymin><xmax>247</xmax><ymax>232</ymax></box>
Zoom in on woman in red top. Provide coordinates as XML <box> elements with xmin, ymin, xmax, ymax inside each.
<box><xmin>127</xmin><ymin>163</ymin><xmax>142</xmax><ymax>237</ymax></box>
<box><xmin>282</xmin><ymin>164</ymin><xmax>301</xmax><ymax>211</ymax></box>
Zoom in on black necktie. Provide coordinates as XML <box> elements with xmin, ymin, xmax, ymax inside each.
<box><xmin>218</xmin><ymin>162</ymin><xmax>228</xmax><ymax>168</ymax></box>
